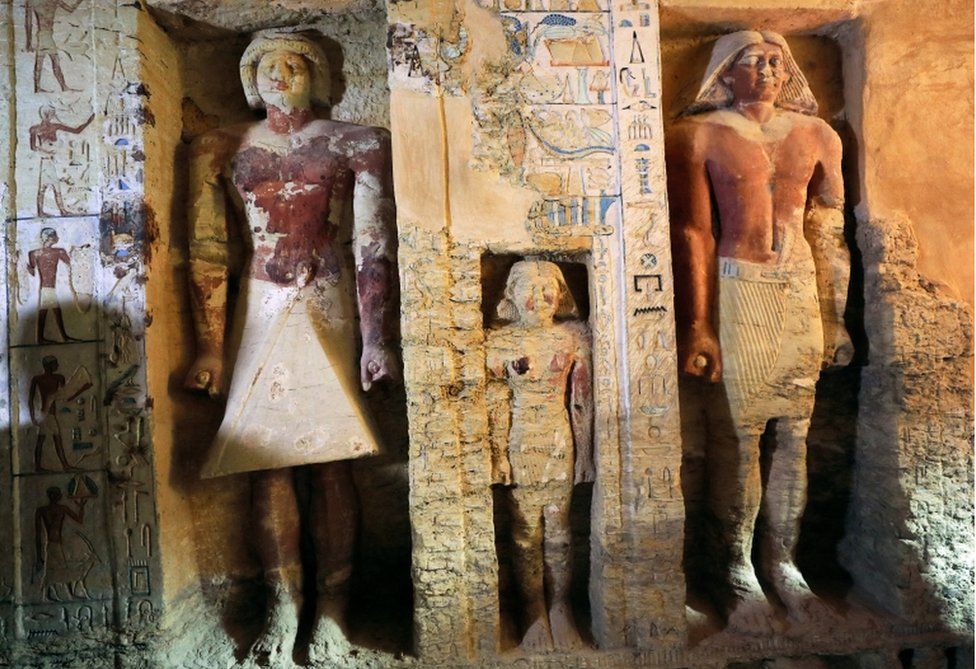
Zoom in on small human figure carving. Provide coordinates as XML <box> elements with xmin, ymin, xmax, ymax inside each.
<box><xmin>35</xmin><ymin>485</ymin><xmax>95</xmax><ymax>601</ymax></box>
<box><xmin>667</xmin><ymin>31</ymin><xmax>852</xmax><ymax>633</ymax></box>
<box><xmin>486</xmin><ymin>260</ymin><xmax>594</xmax><ymax>652</ymax></box>
<box><xmin>185</xmin><ymin>30</ymin><xmax>398</xmax><ymax>665</ymax></box>
<box><xmin>29</xmin><ymin>107</ymin><xmax>93</xmax><ymax>217</ymax></box>
<box><xmin>29</xmin><ymin>355</ymin><xmax>92</xmax><ymax>472</ymax></box>
<box><xmin>27</xmin><ymin>228</ymin><xmax>81</xmax><ymax>343</ymax></box>
<box><xmin>24</xmin><ymin>0</ymin><xmax>84</xmax><ymax>93</ymax></box>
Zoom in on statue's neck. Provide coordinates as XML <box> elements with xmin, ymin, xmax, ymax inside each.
<box><xmin>266</xmin><ymin>105</ymin><xmax>315</xmax><ymax>134</ymax></box>
<box><xmin>733</xmin><ymin>100</ymin><xmax>776</xmax><ymax>124</ymax></box>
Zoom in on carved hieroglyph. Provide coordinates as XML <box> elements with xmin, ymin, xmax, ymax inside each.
<box><xmin>3</xmin><ymin>0</ymin><xmax>163</xmax><ymax>647</ymax></box>
<box><xmin>486</xmin><ymin>260</ymin><xmax>593</xmax><ymax>652</ymax></box>
<box><xmin>388</xmin><ymin>0</ymin><xmax>684</xmax><ymax>659</ymax></box>
<box><xmin>185</xmin><ymin>29</ymin><xmax>398</xmax><ymax>664</ymax></box>
<box><xmin>667</xmin><ymin>31</ymin><xmax>853</xmax><ymax>634</ymax></box>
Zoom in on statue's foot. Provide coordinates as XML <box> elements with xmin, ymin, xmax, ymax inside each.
<box><xmin>725</xmin><ymin>594</ymin><xmax>777</xmax><ymax>636</ymax></box>
<box><xmin>549</xmin><ymin>601</ymin><xmax>584</xmax><ymax>650</ymax></box>
<box><xmin>247</xmin><ymin>584</ymin><xmax>299</xmax><ymax>667</ymax></box>
<box><xmin>308</xmin><ymin>613</ymin><xmax>353</xmax><ymax>664</ymax></box>
<box><xmin>724</xmin><ymin>565</ymin><xmax>777</xmax><ymax>636</ymax></box>
<box><xmin>769</xmin><ymin>561</ymin><xmax>839</xmax><ymax>627</ymax></box>
<box><xmin>519</xmin><ymin>615</ymin><xmax>554</xmax><ymax>653</ymax></box>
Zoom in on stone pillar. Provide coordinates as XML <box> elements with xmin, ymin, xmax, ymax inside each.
<box><xmin>387</xmin><ymin>0</ymin><xmax>684</xmax><ymax>661</ymax></box>
<box><xmin>1</xmin><ymin>0</ymin><xmax>162</xmax><ymax>663</ymax></box>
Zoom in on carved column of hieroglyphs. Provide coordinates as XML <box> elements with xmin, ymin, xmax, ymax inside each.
<box><xmin>0</xmin><ymin>3</ymin><xmax>14</xmax><ymax>655</ymax></box>
<box><xmin>388</xmin><ymin>0</ymin><xmax>682</xmax><ymax>659</ymax></box>
<box><xmin>608</xmin><ymin>0</ymin><xmax>685</xmax><ymax>647</ymax></box>
<box><xmin>3</xmin><ymin>0</ymin><xmax>161</xmax><ymax>648</ymax></box>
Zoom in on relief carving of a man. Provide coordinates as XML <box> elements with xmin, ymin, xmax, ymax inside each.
<box><xmin>666</xmin><ymin>31</ymin><xmax>852</xmax><ymax>633</ymax></box>
<box><xmin>185</xmin><ymin>30</ymin><xmax>397</xmax><ymax>663</ymax></box>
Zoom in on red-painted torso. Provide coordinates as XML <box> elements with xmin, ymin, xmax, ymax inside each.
<box><xmin>232</xmin><ymin>137</ymin><xmax>353</xmax><ymax>285</ymax></box>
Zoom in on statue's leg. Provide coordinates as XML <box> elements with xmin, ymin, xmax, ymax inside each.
<box><xmin>308</xmin><ymin>460</ymin><xmax>356</xmax><ymax>661</ymax></box>
<box><xmin>705</xmin><ymin>404</ymin><xmax>773</xmax><ymax>634</ymax></box>
<box><xmin>679</xmin><ymin>377</ymin><xmax>708</xmax><ymax>587</ymax></box>
<box><xmin>762</xmin><ymin>413</ymin><xmax>835</xmax><ymax>625</ymax></box>
<box><xmin>542</xmin><ymin>484</ymin><xmax>583</xmax><ymax>650</ymax></box>
<box><xmin>248</xmin><ymin>468</ymin><xmax>302</xmax><ymax>665</ymax></box>
<box><xmin>510</xmin><ymin>486</ymin><xmax>554</xmax><ymax>652</ymax></box>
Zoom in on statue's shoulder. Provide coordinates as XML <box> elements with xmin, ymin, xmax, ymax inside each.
<box><xmin>311</xmin><ymin>119</ymin><xmax>390</xmax><ymax>144</ymax></box>
<box><xmin>783</xmin><ymin>112</ymin><xmax>841</xmax><ymax>154</ymax></box>
<box><xmin>668</xmin><ymin>111</ymin><xmax>728</xmax><ymax>149</ymax></box>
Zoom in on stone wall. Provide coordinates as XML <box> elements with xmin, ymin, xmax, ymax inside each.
<box><xmin>0</xmin><ymin>0</ymin><xmax>971</xmax><ymax>667</ymax></box>
<box><xmin>0</xmin><ymin>1</ymin><xmax>163</xmax><ymax>666</ymax></box>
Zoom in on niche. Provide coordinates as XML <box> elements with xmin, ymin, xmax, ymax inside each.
<box><xmin>147</xmin><ymin>8</ymin><xmax>413</xmax><ymax>661</ymax></box>
<box><xmin>660</xmin><ymin>18</ymin><xmax>865</xmax><ymax>638</ymax></box>
<box><xmin>481</xmin><ymin>253</ymin><xmax>595</xmax><ymax>652</ymax></box>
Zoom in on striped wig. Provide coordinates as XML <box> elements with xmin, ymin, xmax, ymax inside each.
<box><xmin>685</xmin><ymin>30</ymin><xmax>817</xmax><ymax>116</ymax></box>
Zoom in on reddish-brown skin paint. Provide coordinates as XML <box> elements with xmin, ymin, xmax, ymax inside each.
<box><xmin>666</xmin><ymin>100</ymin><xmax>841</xmax><ymax>381</ymax></box>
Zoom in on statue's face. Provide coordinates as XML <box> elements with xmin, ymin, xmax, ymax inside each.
<box><xmin>510</xmin><ymin>268</ymin><xmax>560</xmax><ymax>326</ymax></box>
<box><xmin>723</xmin><ymin>42</ymin><xmax>789</xmax><ymax>105</ymax></box>
<box><xmin>255</xmin><ymin>49</ymin><xmax>312</xmax><ymax>111</ymax></box>
<box><xmin>42</xmin><ymin>232</ymin><xmax>58</xmax><ymax>247</ymax></box>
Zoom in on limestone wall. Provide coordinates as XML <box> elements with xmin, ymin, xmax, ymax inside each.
<box><xmin>0</xmin><ymin>0</ymin><xmax>971</xmax><ymax>667</ymax></box>
<box><xmin>0</xmin><ymin>1</ymin><xmax>163</xmax><ymax>665</ymax></box>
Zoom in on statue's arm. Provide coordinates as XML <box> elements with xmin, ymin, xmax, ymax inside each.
<box><xmin>570</xmin><ymin>329</ymin><xmax>594</xmax><ymax>484</ymax></box>
<box><xmin>349</xmin><ymin>126</ymin><xmax>399</xmax><ymax>391</ymax></box>
<box><xmin>484</xmin><ymin>333</ymin><xmax>513</xmax><ymax>486</ymax></box>
<box><xmin>666</xmin><ymin>121</ymin><xmax>721</xmax><ymax>381</ymax></box>
<box><xmin>184</xmin><ymin>130</ymin><xmax>234</xmax><ymax>397</ymax></box>
<box><xmin>805</xmin><ymin>123</ymin><xmax>853</xmax><ymax>367</ymax></box>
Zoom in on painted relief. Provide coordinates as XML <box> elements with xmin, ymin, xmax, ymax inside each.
<box><xmin>14</xmin><ymin>0</ymin><xmax>98</xmax><ymax>219</ymax></box>
<box><xmin>10</xmin><ymin>218</ymin><xmax>100</xmax><ymax>346</ymax></box>
<box><xmin>185</xmin><ymin>30</ymin><xmax>398</xmax><ymax>665</ymax></box>
<box><xmin>29</xmin><ymin>107</ymin><xmax>94</xmax><ymax>217</ymax></box>
<box><xmin>24</xmin><ymin>0</ymin><xmax>86</xmax><ymax>94</ymax></box>
<box><xmin>18</xmin><ymin>472</ymin><xmax>111</xmax><ymax>606</ymax></box>
<box><xmin>4</xmin><ymin>0</ymin><xmax>160</xmax><ymax>647</ymax></box>
<box><xmin>487</xmin><ymin>260</ymin><xmax>593</xmax><ymax>652</ymax></box>
<box><xmin>472</xmin><ymin>8</ymin><xmax>621</xmax><ymax>239</ymax></box>
<box><xmin>667</xmin><ymin>31</ymin><xmax>852</xmax><ymax>634</ymax></box>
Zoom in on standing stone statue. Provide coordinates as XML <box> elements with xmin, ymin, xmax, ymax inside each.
<box><xmin>185</xmin><ymin>29</ymin><xmax>398</xmax><ymax>664</ymax></box>
<box><xmin>666</xmin><ymin>31</ymin><xmax>852</xmax><ymax>633</ymax></box>
<box><xmin>486</xmin><ymin>260</ymin><xmax>594</xmax><ymax>651</ymax></box>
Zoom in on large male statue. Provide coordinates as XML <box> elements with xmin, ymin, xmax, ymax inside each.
<box><xmin>666</xmin><ymin>31</ymin><xmax>852</xmax><ymax>633</ymax></box>
<box><xmin>185</xmin><ymin>30</ymin><xmax>397</xmax><ymax>664</ymax></box>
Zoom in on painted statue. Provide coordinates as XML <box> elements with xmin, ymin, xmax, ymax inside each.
<box><xmin>185</xmin><ymin>30</ymin><xmax>398</xmax><ymax>664</ymax></box>
<box><xmin>486</xmin><ymin>260</ymin><xmax>594</xmax><ymax>651</ymax></box>
<box><xmin>666</xmin><ymin>31</ymin><xmax>852</xmax><ymax>633</ymax></box>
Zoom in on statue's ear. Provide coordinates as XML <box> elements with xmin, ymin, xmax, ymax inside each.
<box><xmin>496</xmin><ymin>296</ymin><xmax>517</xmax><ymax>323</ymax></box>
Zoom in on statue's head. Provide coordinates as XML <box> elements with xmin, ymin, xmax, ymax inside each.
<box><xmin>685</xmin><ymin>30</ymin><xmax>817</xmax><ymax>116</ymax></box>
<box><xmin>46</xmin><ymin>487</ymin><xmax>62</xmax><ymax>502</ymax></box>
<box><xmin>496</xmin><ymin>260</ymin><xmax>578</xmax><ymax>327</ymax></box>
<box><xmin>240</xmin><ymin>29</ymin><xmax>331</xmax><ymax>111</ymax></box>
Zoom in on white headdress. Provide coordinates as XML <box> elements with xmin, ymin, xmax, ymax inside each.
<box><xmin>685</xmin><ymin>30</ymin><xmax>817</xmax><ymax>116</ymax></box>
<box><xmin>239</xmin><ymin>29</ymin><xmax>331</xmax><ymax>110</ymax></box>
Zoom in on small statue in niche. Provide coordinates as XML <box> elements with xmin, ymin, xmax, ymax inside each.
<box><xmin>184</xmin><ymin>30</ymin><xmax>398</xmax><ymax>664</ymax></box>
<box><xmin>666</xmin><ymin>31</ymin><xmax>852</xmax><ymax>632</ymax></box>
<box><xmin>486</xmin><ymin>260</ymin><xmax>594</xmax><ymax>651</ymax></box>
